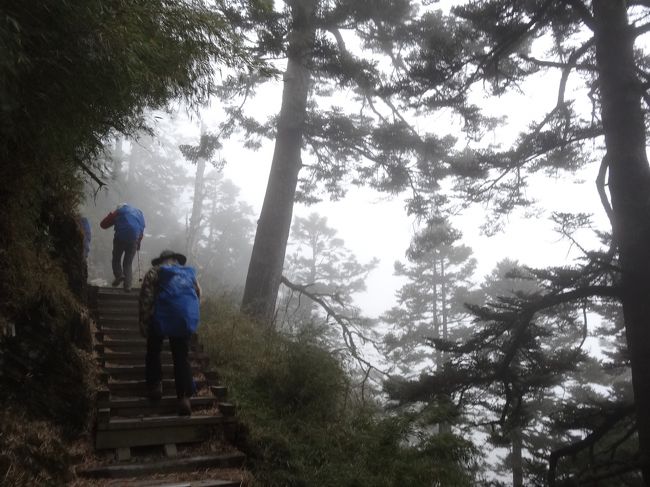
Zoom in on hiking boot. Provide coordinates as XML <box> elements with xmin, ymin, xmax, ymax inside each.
<box><xmin>178</xmin><ymin>397</ymin><xmax>191</xmax><ymax>416</ymax></box>
<box><xmin>111</xmin><ymin>276</ymin><xmax>124</xmax><ymax>287</ymax></box>
<box><xmin>147</xmin><ymin>382</ymin><xmax>162</xmax><ymax>401</ymax></box>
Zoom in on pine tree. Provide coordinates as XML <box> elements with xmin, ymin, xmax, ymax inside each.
<box><xmin>383</xmin><ymin>219</ymin><xmax>477</xmax><ymax>376</ymax></box>
<box><xmin>280</xmin><ymin>212</ymin><xmax>378</xmax><ymax>352</ymax></box>
<box><xmin>195</xmin><ymin>173</ymin><xmax>256</xmax><ymax>295</ymax></box>
<box><xmin>380</xmin><ymin>1</ymin><xmax>650</xmax><ymax>480</ymax></box>
<box><xmin>217</xmin><ymin>1</ymin><xmax>473</xmax><ymax>321</ymax></box>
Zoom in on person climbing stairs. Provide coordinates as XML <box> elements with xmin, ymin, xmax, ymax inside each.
<box><xmin>74</xmin><ymin>286</ymin><xmax>247</xmax><ymax>486</ymax></box>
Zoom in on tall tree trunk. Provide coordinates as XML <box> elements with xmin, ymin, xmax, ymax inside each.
<box><xmin>186</xmin><ymin>122</ymin><xmax>209</xmax><ymax>263</ymax></box>
<box><xmin>438</xmin><ymin>257</ymin><xmax>452</xmax><ymax>434</ymax></box>
<box><xmin>432</xmin><ymin>257</ymin><xmax>440</xmax><ymax>367</ymax></box>
<box><xmin>112</xmin><ymin>137</ymin><xmax>124</xmax><ymax>185</ymax></box>
<box><xmin>593</xmin><ymin>1</ymin><xmax>650</xmax><ymax>481</ymax></box>
<box><xmin>511</xmin><ymin>425</ymin><xmax>523</xmax><ymax>487</ymax></box>
<box><xmin>241</xmin><ymin>0</ymin><xmax>316</xmax><ymax>322</ymax></box>
<box><xmin>441</xmin><ymin>259</ymin><xmax>448</xmax><ymax>347</ymax></box>
<box><xmin>187</xmin><ymin>156</ymin><xmax>207</xmax><ymax>263</ymax></box>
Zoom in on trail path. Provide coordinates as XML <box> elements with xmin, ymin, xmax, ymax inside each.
<box><xmin>74</xmin><ymin>287</ymin><xmax>246</xmax><ymax>487</ymax></box>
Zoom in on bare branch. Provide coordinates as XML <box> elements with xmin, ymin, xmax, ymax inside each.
<box><xmin>280</xmin><ymin>275</ymin><xmax>388</xmax><ymax>376</ymax></box>
<box><xmin>557</xmin><ymin>41</ymin><xmax>594</xmax><ymax>107</ymax></box>
<box><xmin>596</xmin><ymin>154</ymin><xmax>616</xmax><ymax>231</ymax></box>
<box><xmin>633</xmin><ymin>21</ymin><xmax>650</xmax><ymax>38</ymax></box>
<box><xmin>76</xmin><ymin>159</ymin><xmax>106</xmax><ymax>188</ymax></box>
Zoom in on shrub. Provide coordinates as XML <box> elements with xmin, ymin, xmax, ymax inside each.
<box><xmin>199</xmin><ymin>296</ymin><xmax>478</xmax><ymax>487</ymax></box>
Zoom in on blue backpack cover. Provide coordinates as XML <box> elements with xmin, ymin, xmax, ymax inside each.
<box><xmin>153</xmin><ymin>265</ymin><xmax>200</xmax><ymax>337</ymax></box>
<box><xmin>115</xmin><ymin>205</ymin><xmax>145</xmax><ymax>241</ymax></box>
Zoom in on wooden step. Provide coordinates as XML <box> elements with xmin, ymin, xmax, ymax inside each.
<box><xmin>99</xmin><ymin>316</ymin><xmax>139</xmax><ymax>326</ymax></box>
<box><xmin>95</xmin><ymin>415</ymin><xmax>231</xmax><ymax>449</ymax></box>
<box><xmin>101</xmin><ymin>351</ymin><xmax>173</xmax><ymax>365</ymax></box>
<box><xmin>96</xmin><ymin>287</ymin><xmax>140</xmax><ymax>296</ymax></box>
<box><xmin>96</xmin><ymin>294</ymin><xmax>140</xmax><ymax>306</ymax></box>
<box><xmin>104</xmin><ymin>337</ymin><xmax>147</xmax><ymax>346</ymax></box>
<box><xmin>98</xmin><ymin>344</ymin><xmax>201</xmax><ymax>357</ymax></box>
<box><xmin>97</xmin><ymin>307</ymin><xmax>139</xmax><ymax>316</ymax></box>
<box><xmin>100</xmin><ymin>349</ymin><xmax>203</xmax><ymax>359</ymax></box>
<box><xmin>108</xmin><ymin>379</ymin><xmax>206</xmax><ymax>398</ymax></box>
<box><xmin>105</xmin><ymin>364</ymin><xmax>202</xmax><ymax>380</ymax></box>
<box><xmin>126</xmin><ymin>480</ymin><xmax>242</xmax><ymax>487</ymax></box>
<box><xmin>76</xmin><ymin>453</ymin><xmax>245</xmax><ymax>478</ymax></box>
<box><xmin>97</xmin><ymin>329</ymin><xmax>142</xmax><ymax>340</ymax></box>
<box><xmin>101</xmin><ymin>396</ymin><xmax>220</xmax><ymax>418</ymax></box>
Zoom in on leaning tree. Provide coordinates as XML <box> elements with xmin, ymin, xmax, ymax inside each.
<box><xmin>216</xmin><ymin>0</ymin><xmax>484</xmax><ymax>321</ymax></box>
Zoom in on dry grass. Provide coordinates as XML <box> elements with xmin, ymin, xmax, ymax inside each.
<box><xmin>67</xmin><ymin>466</ymin><xmax>252</xmax><ymax>486</ymax></box>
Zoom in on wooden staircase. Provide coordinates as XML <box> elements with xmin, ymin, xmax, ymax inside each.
<box><xmin>75</xmin><ymin>286</ymin><xmax>245</xmax><ymax>486</ymax></box>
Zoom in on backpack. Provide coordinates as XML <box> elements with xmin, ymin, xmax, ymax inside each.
<box><xmin>153</xmin><ymin>265</ymin><xmax>200</xmax><ymax>337</ymax></box>
<box><xmin>115</xmin><ymin>205</ymin><xmax>145</xmax><ymax>241</ymax></box>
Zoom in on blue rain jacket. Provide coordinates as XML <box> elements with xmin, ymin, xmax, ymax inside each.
<box><xmin>153</xmin><ymin>265</ymin><xmax>200</xmax><ymax>337</ymax></box>
<box><xmin>115</xmin><ymin>205</ymin><xmax>145</xmax><ymax>242</ymax></box>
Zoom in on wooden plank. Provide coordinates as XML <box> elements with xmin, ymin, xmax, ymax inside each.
<box><xmin>128</xmin><ymin>481</ymin><xmax>241</xmax><ymax>487</ymax></box>
<box><xmin>103</xmin><ymin>342</ymin><xmax>200</xmax><ymax>354</ymax></box>
<box><xmin>105</xmin><ymin>364</ymin><xmax>201</xmax><ymax>380</ymax></box>
<box><xmin>98</xmin><ymin>316</ymin><xmax>139</xmax><ymax>326</ymax></box>
<box><xmin>102</xmin><ymin>351</ymin><xmax>206</xmax><ymax>362</ymax></box>
<box><xmin>97</xmin><ymin>304</ymin><xmax>139</xmax><ymax>312</ymax></box>
<box><xmin>96</xmin><ymin>287</ymin><xmax>140</xmax><ymax>296</ymax></box>
<box><xmin>204</xmin><ymin>371</ymin><xmax>219</xmax><ymax>384</ymax></box>
<box><xmin>115</xmin><ymin>447</ymin><xmax>131</xmax><ymax>461</ymax></box>
<box><xmin>218</xmin><ymin>403</ymin><xmax>236</xmax><ymax>417</ymax></box>
<box><xmin>97</xmin><ymin>389</ymin><xmax>110</xmax><ymax>403</ymax></box>
<box><xmin>77</xmin><ymin>453</ymin><xmax>246</xmax><ymax>478</ymax></box>
<box><xmin>100</xmin><ymin>396</ymin><xmax>218</xmax><ymax>418</ymax></box>
<box><xmin>108</xmin><ymin>379</ymin><xmax>206</xmax><ymax>398</ymax></box>
<box><xmin>102</xmin><ymin>351</ymin><xmax>173</xmax><ymax>361</ymax></box>
<box><xmin>100</xmin><ymin>328</ymin><xmax>142</xmax><ymax>339</ymax></box>
<box><xmin>102</xmin><ymin>414</ymin><xmax>226</xmax><ymax>430</ymax></box>
<box><xmin>210</xmin><ymin>386</ymin><xmax>227</xmax><ymax>400</ymax></box>
<box><xmin>95</xmin><ymin>422</ymin><xmax>220</xmax><ymax>448</ymax></box>
<box><xmin>97</xmin><ymin>408</ymin><xmax>110</xmax><ymax>426</ymax></box>
<box><xmin>164</xmin><ymin>443</ymin><xmax>178</xmax><ymax>458</ymax></box>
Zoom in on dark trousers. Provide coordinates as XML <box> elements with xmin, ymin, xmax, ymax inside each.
<box><xmin>145</xmin><ymin>331</ymin><xmax>193</xmax><ymax>398</ymax></box>
<box><xmin>112</xmin><ymin>237</ymin><xmax>137</xmax><ymax>288</ymax></box>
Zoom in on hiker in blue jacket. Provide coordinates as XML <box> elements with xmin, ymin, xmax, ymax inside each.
<box><xmin>139</xmin><ymin>250</ymin><xmax>201</xmax><ymax>416</ymax></box>
<box><xmin>100</xmin><ymin>203</ymin><xmax>145</xmax><ymax>291</ymax></box>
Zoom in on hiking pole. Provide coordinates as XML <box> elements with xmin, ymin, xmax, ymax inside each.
<box><xmin>137</xmin><ymin>250</ymin><xmax>142</xmax><ymax>283</ymax></box>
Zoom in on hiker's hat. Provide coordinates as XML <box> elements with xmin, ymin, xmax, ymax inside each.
<box><xmin>152</xmin><ymin>249</ymin><xmax>187</xmax><ymax>266</ymax></box>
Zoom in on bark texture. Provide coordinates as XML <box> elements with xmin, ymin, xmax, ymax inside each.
<box><xmin>593</xmin><ymin>1</ymin><xmax>650</xmax><ymax>481</ymax></box>
<box><xmin>241</xmin><ymin>0</ymin><xmax>317</xmax><ymax>321</ymax></box>
<box><xmin>187</xmin><ymin>154</ymin><xmax>207</xmax><ymax>263</ymax></box>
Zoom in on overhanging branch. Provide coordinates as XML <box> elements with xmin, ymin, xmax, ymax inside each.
<box><xmin>76</xmin><ymin>159</ymin><xmax>106</xmax><ymax>188</ymax></box>
<box><xmin>280</xmin><ymin>275</ymin><xmax>388</xmax><ymax>377</ymax></box>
